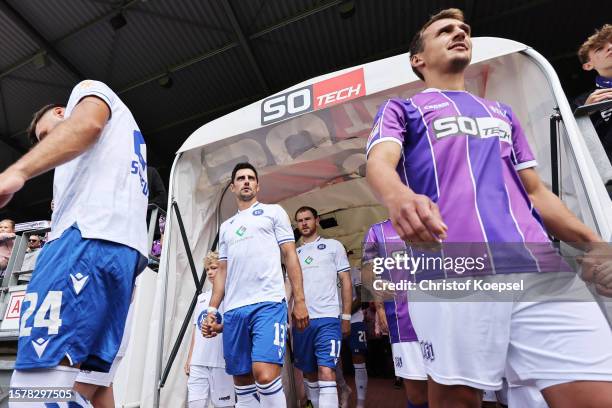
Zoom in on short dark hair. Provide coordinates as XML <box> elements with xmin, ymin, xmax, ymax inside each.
<box><xmin>27</xmin><ymin>103</ymin><xmax>63</xmax><ymax>146</ymax></box>
<box><xmin>231</xmin><ymin>162</ymin><xmax>258</xmax><ymax>183</ymax></box>
<box><xmin>294</xmin><ymin>206</ymin><xmax>318</xmax><ymax>221</ymax></box>
<box><xmin>409</xmin><ymin>8</ymin><xmax>466</xmax><ymax>80</ymax></box>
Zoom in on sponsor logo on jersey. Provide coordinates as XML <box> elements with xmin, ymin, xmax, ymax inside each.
<box><xmin>317</xmin><ymin>243</ymin><xmax>327</xmax><ymax>250</ymax></box>
<box><xmin>432</xmin><ymin>116</ymin><xmax>511</xmax><ymax>144</ymax></box>
<box><xmin>261</xmin><ymin>68</ymin><xmax>365</xmax><ymax>125</ymax></box>
<box><xmin>235</xmin><ymin>226</ymin><xmax>247</xmax><ymax>236</ymax></box>
<box><xmin>305</xmin><ymin>256</ymin><xmax>314</xmax><ymax>265</ymax></box>
<box><xmin>130</xmin><ymin>130</ymin><xmax>148</xmax><ymax>196</ymax></box>
<box><xmin>252</xmin><ymin>209</ymin><xmax>264</xmax><ymax>216</ymax></box>
<box><xmin>420</xmin><ymin>340</ymin><xmax>435</xmax><ymax>361</ymax></box>
<box><xmin>219</xmin><ymin>395</ymin><xmax>231</xmax><ymax>401</ymax></box>
<box><xmin>423</xmin><ymin>102</ymin><xmax>450</xmax><ymax>110</ymax></box>
<box><xmin>70</xmin><ymin>272</ymin><xmax>89</xmax><ymax>295</ymax></box>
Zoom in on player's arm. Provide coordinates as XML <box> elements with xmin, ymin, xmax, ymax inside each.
<box><xmin>185</xmin><ymin>329</ymin><xmax>195</xmax><ymax>375</ymax></box>
<box><xmin>374</xmin><ymin>301</ymin><xmax>388</xmax><ymax>335</ymax></box>
<box><xmin>519</xmin><ymin>168</ymin><xmax>602</xmax><ymax>246</ymax></box>
<box><xmin>203</xmin><ymin>260</ymin><xmax>226</xmax><ymax>337</ymax></box>
<box><xmin>208</xmin><ymin>260</ymin><xmax>227</xmax><ymax>310</ymax></box>
<box><xmin>281</xmin><ymin>242</ymin><xmax>309</xmax><ymax>330</ymax></box>
<box><xmin>0</xmin><ymin>97</ymin><xmax>109</xmax><ymax>207</ymax></box>
<box><xmin>366</xmin><ymin>142</ymin><xmax>447</xmax><ymax>243</ymax></box>
<box><xmin>338</xmin><ymin>271</ymin><xmax>352</xmax><ymax>337</ymax></box>
<box><xmin>518</xmin><ymin>168</ymin><xmax>612</xmax><ymax>291</ymax></box>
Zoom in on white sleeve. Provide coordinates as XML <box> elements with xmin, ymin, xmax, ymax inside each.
<box><xmin>218</xmin><ymin>225</ymin><xmax>227</xmax><ymax>261</ymax></box>
<box><xmin>334</xmin><ymin>241</ymin><xmax>351</xmax><ymax>274</ymax></box>
<box><xmin>68</xmin><ymin>80</ymin><xmax>115</xmax><ymax>113</ymax></box>
<box><xmin>273</xmin><ymin>206</ymin><xmax>295</xmax><ymax>245</ymax></box>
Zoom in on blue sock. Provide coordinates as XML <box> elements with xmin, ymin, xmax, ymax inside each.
<box><xmin>407</xmin><ymin>402</ymin><xmax>428</xmax><ymax>408</ymax></box>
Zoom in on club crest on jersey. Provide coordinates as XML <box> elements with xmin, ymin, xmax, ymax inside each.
<box><xmin>197</xmin><ymin>311</ymin><xmax>207</xmax><ymax>329</ymax></box>
<box><xmin>432</xmin><ymin>116</ymin><xmax>511</xmax><ymax>144</ymax></box>
<box><xmin>252</xmin><ymin>209</ymin><xmax>264</xmax><ymax>216</ymax></box>
<box><xmin>235</xmin><ymin>226</ymin><xmax>247</xmax><ymax>236</ymax></box>
<box><xmin>317</xmin><ymin>243</ymin><xmax>326</xmax><ymax>250</ymax></box>
<box><xmin>305</xmin><ymin>256</ymin><xmax>314</xmax><ymax>264</ymax></box>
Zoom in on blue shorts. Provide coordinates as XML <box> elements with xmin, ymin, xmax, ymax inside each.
<box><xmin>292</xmin><ymin>317</ymin><xmax>341</xmax><ymax>373</ymax></box>
<box><xmin>349</xmin><ymin>321</ymin><xmax>368</xmax><ymax>355</ymax></box>
<box><xmin>15</xmin><ymin>225</ymin><xmax>140</xmax><ymax>372</ymax></box>
<box><xmin>222</xmin><ymin>301</ymin><xmax>287</xmax><ymax>376</ymax></box>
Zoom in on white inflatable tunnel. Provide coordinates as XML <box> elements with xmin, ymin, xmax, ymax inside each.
<box><xmin>114</xmin><ymin>37</ymin><xmax>612</xmax><ymax>407</ymax></box>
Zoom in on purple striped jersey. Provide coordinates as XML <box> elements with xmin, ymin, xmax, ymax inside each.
<box><xmin>366</xmin><ymin>90</ymin><xmax>571</xmax><ymax>274</ymax></box>
<box><xmin>363</xmin><ymin>220</ymin><xmax>418</xmax><ymax>343</ymax></box>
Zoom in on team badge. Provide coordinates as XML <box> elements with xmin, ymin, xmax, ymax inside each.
<box><xmin>253</xmin><ymin>209</ymin><xmax>264</xmax><ymax>216</ymax></box>
<box><xmin>317</xmin><ymin>243</ymin><xmax>326</xmax><ymax>250</ymax></box>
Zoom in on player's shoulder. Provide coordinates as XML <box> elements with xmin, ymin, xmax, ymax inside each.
<box><xmin>379</xmin><ymin>97</ymin><xmax>414</xmax><ymax>113</ymax></box>
<box><xmin>259</xmin><ymin>203</ymin><xmax>289</xmax><ymax>218</ymax></box>
<box><xmin>72</xmin><ymin>80</ymin><xmax>115</xmax><ymax>95</ymax></box>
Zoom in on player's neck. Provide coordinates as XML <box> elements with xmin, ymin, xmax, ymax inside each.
<box><xmin>237</xmin><ymin>197</ymin><xmax>258</xmax><ymax>211</ymax></box>
<box><xmin>303</xmin><ymin>233</ymin><xmax>319</xmax><ymax>243</ymax></box>
<box><xmin>424</xmin><ymin>72</ymin><xmax>466</xmax><ymax>91</ymax></box>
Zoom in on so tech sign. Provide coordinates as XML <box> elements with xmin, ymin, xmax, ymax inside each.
<box><xmin>261</xmin><ymin>69</ymin><xmax>366</xmax><ymax>125</ymax></box>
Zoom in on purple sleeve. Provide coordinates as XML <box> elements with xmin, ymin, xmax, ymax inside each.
<box><xmin>366</xmin><ymin>99</ymin><xmax>407</xmax><ymax>157</ymax></box>
<box><xmin>362</xmin><ymin>226</ymin><xmax>379</xmax><ymax>264</ymax></box>
<box><xmin>506</xmin><ymin>105</ymin><xmax>537</xmax><ymax>170</ymax></box>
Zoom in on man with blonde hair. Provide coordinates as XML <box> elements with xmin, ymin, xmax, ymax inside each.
<box><xmin>366</xmin><ymin>7</ymin><xmax>612</xmax><ymax>408</ymax></box>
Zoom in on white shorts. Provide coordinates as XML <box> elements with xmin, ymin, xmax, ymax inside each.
<box><xmin>391</xmin><ymin>342</ymin><xmax>427</xmax><ymax>380</ymax></box>
<box><xmin>188</xmin><ymin>365</ymin><xmax>235</xmax><ymax>407</ymax></box>
<box><xmin>408</xmin><ymin>273</ymin><xmax>612</xmax><ymax>390</ymax></box>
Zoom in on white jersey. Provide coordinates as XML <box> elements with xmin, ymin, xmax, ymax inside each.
<box><xmin>298</xmin><ymin>237</ymin><xmax>350</xmax><ymax>319</ymax></box>
<box><xmin>219</xmin><ymin>202</ymin><xmax>294</xmax><ymax>311</ymax></box>
<box><xmin>49</xmin><ymin>80</ymin><xmax>148</xmax><ymax>257</ymax></box>
<box><xmin>191</xmin><ymin>290</ymin><xmax>225</xmax><ymax>368</ymax></box>
<box><xmin>349</xmin><ymin>266</ymin><xmax>364</xmax><ymax>323</ymax></box>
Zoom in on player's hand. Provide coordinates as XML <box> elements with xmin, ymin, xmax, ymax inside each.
<box><xmin>201</xmin><ymin>313</ymin><xmax>220</xmax><ymax>338</ymax></box>
<box><xmin>387</xmin><ymin>189</ymin><xmax>447</xmax><ymax>244</ymax></box>
<box><xmin>0</xmin><ymin>169</ymin><xmax>27</xmax><ymax>209</ymax></box>
<box><xmin>580</xmin><ymin>243</ymin><xmax>612</xmax><ymax>283</ymax></box>
<box><xmin>592</xmin><ymin>261</ymin><xmax>612</xmax><ymax>298</ymax></box>
<box><xmin>184</xmin><ymin>361</ymin><xmax>190</xmax><ymax>376</ymax></box>
<box><xmin>341</xmin><ymin>320</ymin><xmax>351</xmax><ymax>338</ymax></box>
<box><xmin>585</xmin><ymin>89</ymin><xmax>612</xmax><ymax>105</ymax></box>
<box><xmin>375</xmin><ymin>305</ymin><xmax>389</xmax><ymax>335</ymax></box>
<box><xmin>292</xmin><ymin>300</ymin><xmax>309</xmax><ymax>330</ymax></box>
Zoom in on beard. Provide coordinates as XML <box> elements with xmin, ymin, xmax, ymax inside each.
<box><xmin>448</xmin><ymin>54</ymin><xmax>470</xmax><ymax>73</ymax></box>
<box><xmin>238</xmin><ymin>190</ymin><xmax>255</xmax><ymax>201</ymax></box>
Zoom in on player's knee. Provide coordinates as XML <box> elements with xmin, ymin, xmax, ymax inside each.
<box><xmin>317</xmin><ymin>366</ymin><xmax>335</xmax><ymax>381</ymax></box>
<box><xmin>254</xmin><ymin>370</ymin><xmax>280</xmax><ymax>385</ymax></box>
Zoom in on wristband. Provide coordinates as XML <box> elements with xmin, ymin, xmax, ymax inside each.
<box><xmin>207</xmin><ymin>306</ymin><xmax>218</xmax><ymax>315</ymax></box>
<box><xmin>341</xmin><ymin>314</ymin><xmax>351</xmax><ymax>321</ymax></box>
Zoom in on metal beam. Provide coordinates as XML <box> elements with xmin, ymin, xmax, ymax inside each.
<box><xmin>118</xmin><ymin>0</ymin><xmax>343</xmax><ymax>94</ymax></box>
<box><xmin>0</xmin><ymin>0</ymin><xmax>84</xmax><ymax>80</ymax></box>
<box><xmin>473</xmin><ymin>0</ymin><xmax>555</xmax><ymax>26</ymax></box>
<box><xmin>221</xmin><ymin>0</ymin><xmax>269</xmax><ymax>92</ymax></box>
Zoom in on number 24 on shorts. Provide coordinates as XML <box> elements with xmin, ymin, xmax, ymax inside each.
<box><xmin>19</xmin><ymin>292</ymin><xmax>63</xmax><ymax>337</ymax></box>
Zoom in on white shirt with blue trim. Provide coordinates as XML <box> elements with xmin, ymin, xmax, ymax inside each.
<box><xmin>298</xmin><ymin>236</ymin><xmax>350</xmax><ymax>319</ymax></box>
<box><xmin>49</xmin><ymin>80</ymin><xmax>149</xmax><ymax>258</ymax></box>
<box><xmin>219</xmin><ymin>202</ymin><xmax>294</xmax><ymax>311</ymax></box>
